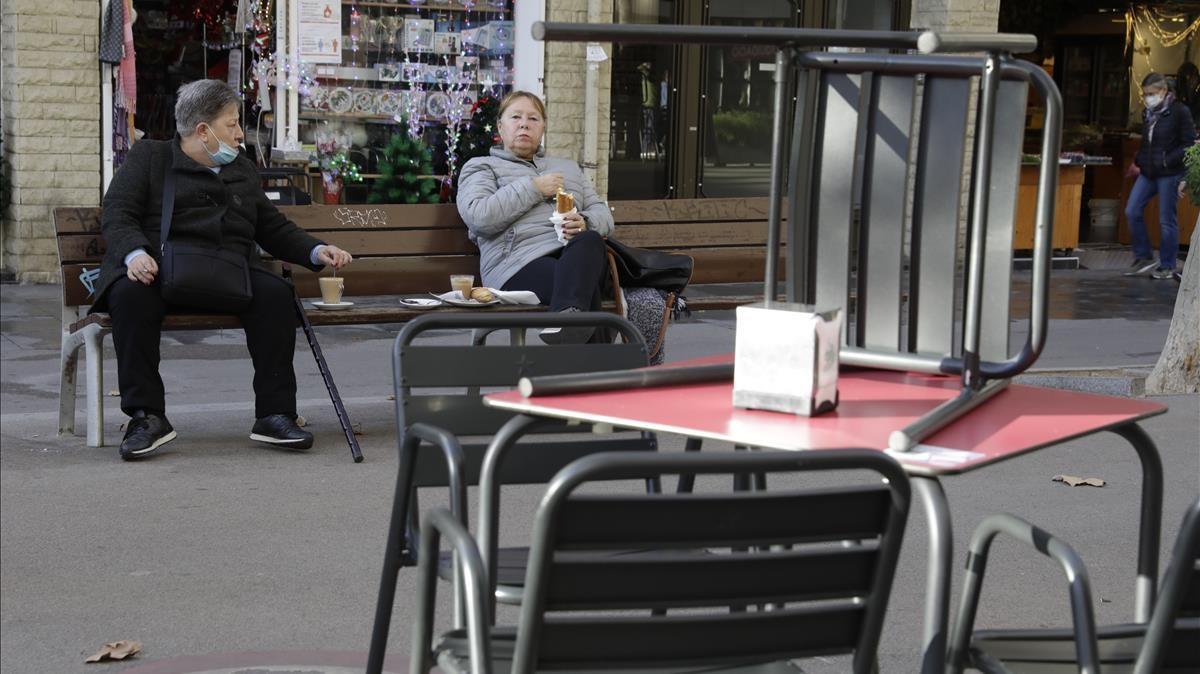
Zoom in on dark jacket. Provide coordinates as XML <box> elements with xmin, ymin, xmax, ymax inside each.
<box><xmin>92</xmin><ymin>137</ymin><xmax>325</xmax><ymax>311</ymax></box>
<box><xmin>1135</xmin><ymin>101</ymin><xmax>1196</xmax><ymax>179</ymax></box>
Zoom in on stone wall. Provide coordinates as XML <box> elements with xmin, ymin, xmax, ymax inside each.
<box><xmin>1</xmin><ymin>0</ymin><xmax>102</xmax><ymax>283</ymax></box>
<box><xmin>542</xmin><ymin>0</ymin><xmax>612</xmax><ymax>197</ymax></box>
<box><xmin>911</xmin><ymin>0</ymin><xmax>999</xmax><ymax>32</ymax></box>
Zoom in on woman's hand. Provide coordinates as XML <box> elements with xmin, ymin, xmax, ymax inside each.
<box><xmin>317</xmin><ymin>244</ymin><xmax>353</xmax><ymax>270</ymax></box>
<box><xmin>532</xmin><ymin>172</ymin><xmax>564</xmax><ymax>197</ymax></box>
<box><xmin>560</xmin><ymin>211</ymin><xmax>587</xmax><ymax>240</ymax></box>
<box><xmin>126</xmin><ymin>253</ymin><xmax>158</xmax><ymax>285</ymax></box>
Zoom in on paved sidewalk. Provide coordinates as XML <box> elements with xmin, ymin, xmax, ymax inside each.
<box><xmin>1</xmin><ymin>269</ymin><xmax>1196</xmax><ymax>674</ymax></box>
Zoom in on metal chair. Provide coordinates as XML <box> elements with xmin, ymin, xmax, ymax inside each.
<box><xmin>785</xmin><ymin>43</ymin><xmax>1062</xmax><ymax>450</ymax></box>
<box><xmin>368</xmin><ymin>313</ymin><xmax>659</xmax><ymax>669</ymax></box>
<box><xmin>532</xmin><ymin>23</ymin><xmax>1062</xmax><ymax>450</ymax></box>
<box><xmin>400</xmin><ymin>449</ymin><xmax>911</xmax><ymax>674</ymax></box>
<box><xmin>947</xmin><ymin>498</ymin><xmax>1200</xmax><ymax>674</ymax></box>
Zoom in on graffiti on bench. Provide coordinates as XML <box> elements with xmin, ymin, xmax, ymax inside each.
<box><xmin>332</xmin><ymin>207</ymin><xmax>389</xmax><ymax>227</ymax></box>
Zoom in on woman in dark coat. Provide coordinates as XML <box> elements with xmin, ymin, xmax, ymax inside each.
<box><xmin>97</xmin><ymin>79</ymin><xmax>352</xmax><ymax>460</ymax></box>
<box><xmin>1124</xmin><ymin>71</ymin><xmax>1195</xmax><ymax>280</ymax></box>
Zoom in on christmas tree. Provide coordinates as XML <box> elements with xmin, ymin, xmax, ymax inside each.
<box><xmin>448</xmin><ymin>94</ymin><xmax>501</xmax><ymax>201</ymax></box>
<box><xmin>368</xmin><ymin>121</ymin><xmax>440</xmax><ymax>204</ymax></box>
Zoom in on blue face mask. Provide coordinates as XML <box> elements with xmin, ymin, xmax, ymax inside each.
<box><xmin>202</xmin><ymin>124</ymin><xmax>240</xmax><ymax>165</ymax></box>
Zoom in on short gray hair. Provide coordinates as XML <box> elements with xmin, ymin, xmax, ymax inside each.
<box><xmin>175</xmin><ymin>80</ymin><xmax>240</xmax><ymax>137</ymax></box>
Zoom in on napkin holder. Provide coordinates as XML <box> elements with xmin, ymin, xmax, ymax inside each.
<box><xmin>733</xmin><ymin>303</ymin><xmax>842</xmax><ymax>416</ymax></box>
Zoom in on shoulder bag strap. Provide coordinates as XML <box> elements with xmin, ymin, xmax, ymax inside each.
<box><xmin>159</xmin><ymin>168</ymin><xmax>176</xmax><ymax>255</ymax></box>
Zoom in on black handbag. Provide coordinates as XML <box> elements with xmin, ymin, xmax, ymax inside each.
<box><xmin>157</xmin><ymin>169</ymin><xmax>253</xmax><ymax>312</ymax></box>
<box><xmin>604</xmin><ymin>238</ymin><xmax>693</xmax><ymax>294</ymax></box>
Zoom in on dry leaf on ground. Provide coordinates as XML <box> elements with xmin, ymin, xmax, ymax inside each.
<box><xmin>1053</xmin><ymin>474</ymin><xmax>1106</xmax><ymax>487</ymax></box>
<box><xmin>107</xmin><ymin>389</ymin><xmax>120</xmax><ymax>397</ymax></box>
<box><xmin>85</xmin><ymin>640</ymin><xmax>141</xmax><ymax>663</ymax></box>
<box><xmin>295</xmin><ymin>415</ymin><xmax>307</xmax><ymax>427</ymax></box>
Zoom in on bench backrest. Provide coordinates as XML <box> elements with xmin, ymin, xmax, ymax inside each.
<box><xmin>786</xmin><ymin>51</ymin><xmax>1060</xmax><ymax>379</ymax></box>
<box><xmin>53</xmin><ymin>197</ymin><xmax>778</xmax><ymax>310</ymax></box>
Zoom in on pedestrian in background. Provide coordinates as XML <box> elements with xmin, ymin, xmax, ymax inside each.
<box><xmin>1125</xmin><ymin>71</ymin><xmax>1195</xmax><ymax>281</ymax></box>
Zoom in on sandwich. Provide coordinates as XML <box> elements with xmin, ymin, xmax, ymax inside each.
<box><xmin>555</xmin><ymin>189</ymin><xmax>575</xmax><ymax>214</ymax></box>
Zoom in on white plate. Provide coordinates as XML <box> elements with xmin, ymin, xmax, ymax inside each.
<box><xmin>431</xmin><ymin>292</ymin><xmax>501</xmax><ymax>308</ymax></box>
<box><xmin>312</xmin><ymin>300</ymin><xmax>355</xmax><ymax>311</ymax></box>
<box><xmin>399</xmin><ymin>297</ymin><xmax>441</xmax><ymax>310</ymax></box>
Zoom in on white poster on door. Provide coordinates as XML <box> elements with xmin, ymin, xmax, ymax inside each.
<box><xmin>299</xmin><ymin>0</ymin><xmax>341</xmax><ymax>64</ymax></box>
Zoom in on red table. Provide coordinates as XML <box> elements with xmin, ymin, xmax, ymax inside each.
<box><xmin>483</xmin><ymin>354</ymin><xmax>1167</xmax><ymax>673</ymax></box>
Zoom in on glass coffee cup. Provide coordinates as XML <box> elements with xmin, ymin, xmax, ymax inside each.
<box><xmin>450</xmin><ymin>274</ymin><xmax>474</xmax><ymax>300</ymax></box>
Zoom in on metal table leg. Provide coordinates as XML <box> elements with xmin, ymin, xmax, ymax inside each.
<box><xmin>913</xmin><ymin>476</ymin><xmax>952</xmax><ymax>674</ymax></box>
<box><xmin>1111</xmin><ymin>422</ymin><xmax>1164</xmax><ymax>623</ymax></box>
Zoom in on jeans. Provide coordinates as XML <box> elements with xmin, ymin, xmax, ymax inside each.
<box><xmin>502</xmin><ymin>230</ymin><xmax>607</xmax><ymax>312</ymax></box>
<box><xmin>1125</xmin><ymin>173</ymin><xmax>1182</xmax><ymax>269</ymax></box>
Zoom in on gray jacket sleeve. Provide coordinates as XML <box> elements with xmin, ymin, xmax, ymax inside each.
<box><xmin>577</xmin><ymin>171</ymin><xmax>614</xmax><ymax>237</ymax></box>
<box><xmin>456</xmin><ymin>158</ymin><xmax>545</xmax><ymax>239</ymax></box>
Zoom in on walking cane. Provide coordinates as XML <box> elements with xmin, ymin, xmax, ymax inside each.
<box><xmin>286</xmin><ymin>267</ymin><xmax>364</xmax><ymax>462</ymax></box>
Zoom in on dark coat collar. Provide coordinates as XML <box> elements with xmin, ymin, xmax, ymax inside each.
<box><xmin>169</xmin><ymin>135</ymin><xmax>251</xmax><ymax>182</ymax></box>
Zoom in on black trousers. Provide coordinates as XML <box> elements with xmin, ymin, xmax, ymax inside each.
<box><xmin>107</xmin><ymin>268</ymin><xmax>300</xmax><ymax>420</ymax></box>
<box><xmin>502</xmin><ymin>230</ymin><xmax>606</xmax><ymax>312</ymax></box>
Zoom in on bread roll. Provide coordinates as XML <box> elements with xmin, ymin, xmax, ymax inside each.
<box><xmin>555</xmin><ymin>189</ymin><xmax>574</xmax><ymax>214</ymax></box>
<box><xmin>470</xmin><ymin>287</ymin><xmax>496</xmax><ymax>302</ymax></box>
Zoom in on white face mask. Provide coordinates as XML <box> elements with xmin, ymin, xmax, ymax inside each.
<box><xmin>1145</xmin><ymin>93</ymin><xmax>1165</xmax><ymax>109</ymax></box>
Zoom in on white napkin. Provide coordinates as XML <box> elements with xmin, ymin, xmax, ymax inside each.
<box><xmin>548</xmin><ymin>207</ymin><xmax>577</xmax><ymax>245</ymax></box>
<box><xmin>435</xmin><ymin>289</ymin><xmax>540</xmax><ymax>305</ymax></box>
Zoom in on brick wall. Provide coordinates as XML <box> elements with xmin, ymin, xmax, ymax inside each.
<box><xmin>1</xmin><ymin>0</ymin><xmax>101</xmax><ymax>283</ymax></box>
<box><xmin>911</xmin><ymin>0</ymin><xmax>998</xmax><ymax>33</ymax></box>
<box><xmin>542</xmin><ymin>0</ymin><xmax>612</xmax><ymax>197</ymax></box>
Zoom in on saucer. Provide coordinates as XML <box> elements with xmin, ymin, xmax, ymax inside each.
<box><xmin>312</xmin><ymin>300</ymin><xmax>354</xmax><ymax>311</ymax></box>
<box><xmin>399</xmin><ymin>297</ymin><xmax>441</xmax><ymax>310</ymax></box>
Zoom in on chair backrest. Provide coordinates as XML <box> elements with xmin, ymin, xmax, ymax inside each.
<box><xmin>786</xmin><ymin>51</ymin><xmax>1061</xmax><ymax>381</ymax></box>
<box><xmin>1137</xmin><ymin>497</ymin><xmax>1200</xmax><ymax>674</ymax></box>
<box><xmin>511</xmin><ymin>450</ymin><xmax>911</xmax><ymax>674</ymax></box>
<box><xmin>393</xmin><ymin>312</ymin><xmax>654</xmax><ymax>488</ymax></box>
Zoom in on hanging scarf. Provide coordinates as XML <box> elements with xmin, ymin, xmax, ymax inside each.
<box><xmin>116</xmin><ymin>0</ymin><xmax>137</xmax><ymax>113</ymax></box>
<box><xmin>1145</xmin><ymin>90</ymin><xmax>1175</xmax><ymax>143</ymax></box>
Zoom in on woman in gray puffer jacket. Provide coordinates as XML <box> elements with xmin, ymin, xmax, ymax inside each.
<box><xmin>457</xmin><ymin>91</ymin><xmax>614</xmax><ymax>343</ymax></box>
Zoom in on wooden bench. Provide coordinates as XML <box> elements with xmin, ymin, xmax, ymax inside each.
<box><xmin>54</xmin><ymin>197</ymin><xmax>779</xmax><ymax>446</ymax></box>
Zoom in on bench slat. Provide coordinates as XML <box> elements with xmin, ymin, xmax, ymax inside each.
<box><xmin>57</xmin><ymin>233</ymin><xmax>106</xmax><ymax>264</ymax></box>
<box><xmin>277</xmin><ymin>203</ymin><xmax>466</xmax><ymax>230</ymax></box>
<box><xmin>305</xmin><ymin>229</ymin><xmax>479</xmax><ymax>256</ymax></box>
<box><xmin>612</xmin><ymin>197</ymin><xmax>782</xmax><ymax>224</ymax></box>
<box><xmin>53</xmin><ymin>207</ymin><xmax>102</xmax><ymax>234</ymax></box>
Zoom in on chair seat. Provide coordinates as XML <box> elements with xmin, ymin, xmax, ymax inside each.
<box><xmin>435</xmin><ymin>628</ymin><xmax>806</xmax><ymax>674</ymax></box>
<box><xmin>970</xmin><ymin>619</ymin><xmax>1200</xmax><ymax>673</ymax></box>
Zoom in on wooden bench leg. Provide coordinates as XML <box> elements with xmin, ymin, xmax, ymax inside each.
<box><xmin>58</xmin><ymin>330</ymin><xmax>88</xmax><ymax>436</ymax></box>
<box><xmin>83</xmin><ymin>325</ymin><xmax>108</xmax><ymax>448</ymax></box>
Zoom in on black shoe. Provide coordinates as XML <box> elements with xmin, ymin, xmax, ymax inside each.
<box><xmin>1150</xmin><ymin>266</ymin><xmax>1176</xmax><ymax>280</ymax></box>
<box><xmin>119</xmin><ymin>410</ymin><xmax>176</xmax><ymax>461</ymax></box>
<box><xmin>538</xmin><ymin>307</ymin><xmax>596</xmax><ymax>345</ymax></box>
<box><xmin>250</xmin><ymin>414</ymin><xmax>313</xmax><ymax>450</ymax></box>
<box><xmin>1123</xmin><ymin>258</ymin><xmax>1158</xmax><ymax>276</ymax></box>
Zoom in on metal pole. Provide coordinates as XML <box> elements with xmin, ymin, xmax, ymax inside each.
<box><xmin>533</xmin><ymin>21</ymin><xmax>922</xmax><ymax>50</ymax></box>
<box><xmin>764</xmin><ymin>48</ymin><xmax>792</xmax><ymax>306</ymax></box>
<box><xmin>960</xmin><ymin>53</ymin><xmax>1001</xmax><ymax>390</ymax></box>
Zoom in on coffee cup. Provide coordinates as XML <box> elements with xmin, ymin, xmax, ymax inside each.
<box><xmin>319</xmin><ymin>277</ymin><xmax>344</xmax><ymax>304</ymax></box>
<box><xmin>450</xmin><ymin>274</ymin><xmax>474</xmax><ymax>300</ymax></box>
